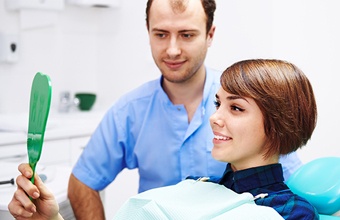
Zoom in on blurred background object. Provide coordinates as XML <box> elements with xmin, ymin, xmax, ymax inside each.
<box><xmin>75</xmin><ymin>92</ymin><xmax>96</xmax><ymax>111</ymax></box>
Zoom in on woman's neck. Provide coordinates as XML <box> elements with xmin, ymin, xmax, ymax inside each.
<box><xmin>230</xmin><ymin>154</ymin><xmax>280</xmax><ymax>172</ymax></box>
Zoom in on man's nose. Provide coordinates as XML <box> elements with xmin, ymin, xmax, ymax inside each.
<box><xmin>166</xmin><ymin>37</ymin><xmax>181</xmax><ymax>58</ymax></box>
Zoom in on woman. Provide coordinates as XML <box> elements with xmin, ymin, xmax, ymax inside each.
<box><xmin>8</xmin><ymin>59</ymin><xmax>318</xmax><ymax>220</ymax></box>
<box><xmin>207</xmin><ymin>59</ymin><xmax>318</xmax><ymax>219</ymax></box>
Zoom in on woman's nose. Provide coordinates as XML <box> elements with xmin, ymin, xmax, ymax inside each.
<box><xmin>210</xmin><ymin>111</ymin><xmax>224</xmax><ymax>128</ymax></box>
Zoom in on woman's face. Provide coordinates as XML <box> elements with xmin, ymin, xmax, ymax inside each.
<box><xmin>210</xmin><ymin>88</ymin><xmax>269</xmax><ymax>171</ymax></box>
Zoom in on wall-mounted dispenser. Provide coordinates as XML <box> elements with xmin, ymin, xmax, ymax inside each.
<box><xmin>5</xmin><ymin>0</ymin><xmax>64</xmax><ymax>30</ymax></box>
<box><xmin>0</xmin><ymin>33</ymin><xmax>19</xmax><ymax>63</ymax></box>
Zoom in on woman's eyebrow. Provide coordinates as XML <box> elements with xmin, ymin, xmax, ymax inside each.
<box><xmin>226</xmin><ymin>95</ymin><xmax>249</xmax><ymax>103</ymax></box>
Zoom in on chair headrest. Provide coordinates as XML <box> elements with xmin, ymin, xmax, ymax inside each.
<box><xmin>286</xmin><ymin>157</ymin><xmax>340</xmax><ymax>215</ymax></box>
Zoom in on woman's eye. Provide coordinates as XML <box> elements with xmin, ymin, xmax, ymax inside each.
<box><xmin>213</xmin><ymin>100</ymin><xmax>220</xmax><ymax>109</ymax></box>
<box><xmin>231</xmin><ymin>105</ymin><xmax>244</xmax><ymax>112</ymax></box>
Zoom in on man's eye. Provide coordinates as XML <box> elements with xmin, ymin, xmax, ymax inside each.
<box><xmin>213</xmin><ymin>100</ymin><xmax>220</xmax><ymax>109</ymax></box>
<box><xmin>182</xmin><ymin>34</ymin><xmax>192</xmax><ymax>38</ymax></box>
<box><xmin>155</xmin><ymin>33</ymin><xmax>166</xmax><ymax>38</ymax></box>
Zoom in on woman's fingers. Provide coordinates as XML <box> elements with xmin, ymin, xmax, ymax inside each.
<box><xmin>18</xmin><ymin>163</ymin><xmax>33</xmax><ymax>179</ymax></box>
<box><xmin>8</xmin><ymin>189</ymin><xmax>36</xmax><ymax>218</ymax></box>
<box><xmin>34</xmin><ymin>173</ymin><xmax>52</xmax><ymax>200</ymax></box>
<box><xmin>15</xmin><ymin>175</ymin><xmax>40</xmax><ymax>199</ymax></box>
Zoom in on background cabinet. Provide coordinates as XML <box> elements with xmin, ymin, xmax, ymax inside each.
<box><xmin>0</xmin><ymin>135</ymin><xmax>91</xmax><ymax>220</ymax></box>
<box><xmin>0</xmin><ymin>136</ymin><xmax>90</xmax><ymax>166</ymax></box>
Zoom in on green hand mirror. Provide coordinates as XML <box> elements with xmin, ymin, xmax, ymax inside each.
<box><xmin>27</xmin><ymin>72</ymin><xmax>52</xmax><ymax>184</ymax></box>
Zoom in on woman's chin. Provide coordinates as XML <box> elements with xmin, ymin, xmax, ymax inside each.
<box><xmin>211</xmin><ymin>148</ymin><xmax>229</xmax><ymax>162</ymax></box>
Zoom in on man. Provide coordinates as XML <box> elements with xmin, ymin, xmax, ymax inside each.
<box><xmin>68</xmin><ymin>0</ymin><xmax>302</xmax><ymax>219</ymax></box>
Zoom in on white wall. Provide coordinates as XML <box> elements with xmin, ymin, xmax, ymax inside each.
<box><xmin>209</xmin><ymin>0</ymin><xmax>340</xmax><ymax>163</ymax></box>
<box><xmin>1</xmin><ymin>0</ymin><xmax>340</xmax><ymax>218</ymax></box>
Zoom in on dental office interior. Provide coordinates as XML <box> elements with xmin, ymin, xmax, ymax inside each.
<box><xmin>0</xmin><ymin>0</ymin><xmax>339</xmax><ymax>219</ymax></box>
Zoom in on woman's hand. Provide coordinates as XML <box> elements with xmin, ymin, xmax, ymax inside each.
<box><xmin>7</xmin><ymin>163</ymin><xmax>63</xmax><ymax>220</ymax></box>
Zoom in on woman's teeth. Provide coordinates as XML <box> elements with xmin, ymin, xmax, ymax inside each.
<box><xmin>214</xmin><ymin>135</ymin><xmax>229</xmax><ymax>140</ymax></box>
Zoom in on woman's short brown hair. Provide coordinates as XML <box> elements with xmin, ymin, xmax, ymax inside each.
<box><xmin>220</xmin><ymin>59</ymin><xmax>317</xmax><ymax>157</ymax></box>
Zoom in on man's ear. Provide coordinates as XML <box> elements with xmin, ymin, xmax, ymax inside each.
<box><xmin>207</xmin><ymin>25</ymin><xmax>216</xmax><ymax>47</ymax></box>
